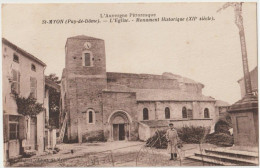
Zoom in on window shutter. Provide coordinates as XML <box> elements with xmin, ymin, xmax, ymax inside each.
<box><xmin>3</xmin><ymin>115</ymin><xmax>9</xmax><ymax>142</ymax></box>
<box><xmin>12</xmin><ymin>70</ymin><xmax>17</xmax><ymax>81</ymax></box>
<box><xmin>18</xmin><ymin>72</ymin><xmax>20</xmax><ymax>94</ymax></box>
<box><xmin>35</xmin><ymin>79</ymin><xmax>37</xmax><ymax>98</ymax></box>
<box><xmin>30</xmin><ymin>77</ymin><xmax>37</xmax><ymax>98</ymax></box>
<box><xmin>19</xmin><ymin>116</ymin><xmax>26</xmax><ymax>140</ymax></box>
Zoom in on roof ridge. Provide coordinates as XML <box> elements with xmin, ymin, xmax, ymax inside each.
<box><xmin>67</xmin><ymin>35</ymin><xmax>103</xmax><ymax>41</ymax></box>
<box><xmin>2</xmin><ymin>38</ymin><xmax>46</xmax><ymax>66</ymax></box>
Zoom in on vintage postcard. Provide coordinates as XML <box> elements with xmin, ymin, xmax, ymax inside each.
<box><xmin>1</xmin><ymin>2</ymin><xmax>258</xmax><ymax>167</ymax></box>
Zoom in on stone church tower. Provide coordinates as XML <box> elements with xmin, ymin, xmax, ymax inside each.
<box><xmin>62</xmin><ymin>35</ymin><xmax>107</xmax><ymax>142</ymax></box>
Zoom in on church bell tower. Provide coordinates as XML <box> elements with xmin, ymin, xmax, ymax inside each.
<box><xmin>64</xmin><ymin>35</ymin><xmax>107</xmax><ymax>142</ymax></box>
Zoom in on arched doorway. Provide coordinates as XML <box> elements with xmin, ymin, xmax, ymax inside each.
<box><xmin>108</xmin><ymin>111</ymin><xmax>131</xmax><ymax>141</ymax></box>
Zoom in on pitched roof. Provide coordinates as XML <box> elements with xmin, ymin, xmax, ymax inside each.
<box><xmin>162</xmin><ymin>72</ymin><xmax>203</xmax><ymax>86</ymax></box>
<box><xmin>2</xmin><ymin>38</ymin><xmax>46</xmax><ymax>67</ymax></box>
<box><xmin>107</xmin><ymin>72</ymin><xmax>203</xmax><ymax>86</ymax></box>
<box><xmin>67</xmin><ymin>35</ymin><xmax>103</xmax><ymax>41</ymax></box>
<box><xmin>140</xmin><ymin>120</ymin><xmax>169</xmax><ymax>128</ymax></box>
<box><xmin>237</xmin><ymin>66</ymin><xmax>258</xmax><ymax>82</ymax></box>
<box><xmin>215</xmin><ymin>100</ymin><xmax>230</xmax><ymax>107</ymax></box>
<box><xmin>104</xmin><ymin>87</ymin><xmax>215</xmax><ymax>102</ymax></box>
<box><xmin>135</xmin><ymin>88</ymin><xmax>215</xmax><ymax>102</ymax></box>
<box><xmin>45</xmin><ymin>77</ymin><xmax>61</xmax><ymax>91</ymax></box>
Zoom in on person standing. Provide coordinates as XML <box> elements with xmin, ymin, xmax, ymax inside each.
<box><xmin>166</xmin><ymin>123</ymin><xmax>179</xmax><ymax>160</ymax></box>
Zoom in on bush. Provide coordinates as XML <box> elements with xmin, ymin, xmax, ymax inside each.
<box><xmin>178</xmin><ymin>126</ymin><xmax>209</xmax><ymax>144</ymax></box>
<box><xmin>146</xmin><ymin>130</ymin><xmax>168</xmax><ymax>148</ymax></box>
<box><xmin>146</xmin><ymin>126</ymin><xmax>209</xmax><ymax>148</ymax></box>
<box><xmin>214</xmin><ymin>118</ymin><xmax>232</xmax><ymax>134</ymax></box>
<box><xmin>205</xmin><ymin>132</ymin><xmax>234</xmax><ymax>147</ymax></box>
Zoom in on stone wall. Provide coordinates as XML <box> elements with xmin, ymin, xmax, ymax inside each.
<box><xmin>65</xmin><ymin>37</ymin><xmax>106</xmax><ymax>76</ymax></box>
<box><xmin>137</xmin><ymin>101</ymin><xmax>216</xmax><ymax>122</ymax></box>
<box><xmin>65</xmin><ymin>76</ymin><xmax>107</xmax><ymax>142</ymax></box>
<box><xmin>63</xmin><ymin>36</ymin><xmax>107</xmax><ymax>142</ymax></box>
<box><xmin>102</xmin><ymin>91</ymin><xmax>139</xmax><ymax>141</ymax></box>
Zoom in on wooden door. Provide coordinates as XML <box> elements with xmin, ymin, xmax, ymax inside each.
<box><xmin>113</xmin><ymin>124</ymin><xmax>119</xmax><ymax>141</ymax></box>
<box><xmin>30</xmin><ymin>118</ymin><xmax>37</xmax><ymax>150</ymax></box>
<box><xmin>119</xmin><ymin>124</ymin><xmax>125</xmax><ymax>141</ymax></box>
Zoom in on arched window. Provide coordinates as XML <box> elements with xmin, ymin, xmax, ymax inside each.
<box><xmin>31</xmin><ymin>64</ymin><xmax>36</xmax><ymax>71</ymax></box>
<box><xmin>182</xmin><ymin>107</ymin><xmax>187</xmax><ymax>118</ymax></box>
<box><xmin>204</xmin><ymin>108</ymin><xmax>210</xmax><ymax>118</ymax></box>
<box><xmin>13</xmin><ymin>54</ymin><xmax>19</xmax><ymax>63</ymax></box>
<box><xmin>89</xmin><ymin>111</ymin><xmax>93</xmax><ymax>123</ymax></box>
<box><xmin>143</xmin><ymin>108</ymin><xmax>149</xmax><ymax>120</ymax></box>
<box><xmin>86</xmin><ymin>109</ymin><xmax>95</xmax><ymax>124</ymax></box>
<box><xmin>165</xmin><ymin>107</ymin><xmax>170</xmax><ymax>119</ymax></box>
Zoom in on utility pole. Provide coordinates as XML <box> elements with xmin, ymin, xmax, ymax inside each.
<box><xmin>218</xmin><ymin>2</ymin><xmax>253</xmax><ymax>97</ymax></box>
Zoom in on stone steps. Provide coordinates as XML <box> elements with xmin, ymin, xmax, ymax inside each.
<box><xmin>195</xmin><ymin>152</ymin><xmax>258</xmax><ymax>166</ymax></box>
<box><xmin>186</xmin><ymin>148</ymin><xmax>259</xmax><ymax>166</ymax></box>
<box><xmin>187</xmin><ymin>155</ymin><xmax>237</xmax><ymax>166</ymax></box>
<box><xmin>205</xmin><ymin>148</ymin><xmax>258</xmax><ymax>158</ymax></box>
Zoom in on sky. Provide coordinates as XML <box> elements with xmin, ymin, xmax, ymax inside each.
<box><xmin>2</xmin><ymin>2</ymin><xmax>258</xmax><ymax>104</ymax></box>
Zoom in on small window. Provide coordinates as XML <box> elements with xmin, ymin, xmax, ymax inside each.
<box><xmin>13</xmin><ymin>54</ymin><xmax>19</xmax><ymax>63</ymax></box>
<box><xmin>30</xmin><ymin>77</ymin><xmax>37</xmax><ymax>99</ymax></box>
<box><xmin>31</xmin><ymin>64</ymin><xmax>36</xmax><ymax>71</ymax></box>
<box><xmin>182</xmin><ymin>107</ymin><xmax>187</xmax><ymax>118</ymax></box>
<box><xmin>89</xmin><ymin>111</ymin><xmax>93</xmax><ymax>123</ymax></box>
<box><xmin>86</xmin><ymin>109</ymin><xmax>95</xmax><ymax>124</ymax></box>
<box><xmin>165</xmin><ymin>107</ymin><xmax>170</xmax><ymax>119</ymax></box>
<box><xmin>143</xmin><ymin>108</ymin><xmax>149</xmax><ymax>120</ymax></box>
<box><xmin>11</xmin><ymin>70</ymin><xmax>20</xmax><ymax>94</ymax></box>
<box><xmin>84</xmin><ymin>53</ymin><xmax>91</xmax><ymax>66</ymax></box>
<box><xmin>204</xmin><ymin>108</ymin><xmax>210</xmax><ymax>118</ymax></box>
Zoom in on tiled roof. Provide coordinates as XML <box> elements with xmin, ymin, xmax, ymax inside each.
<box><xmin>135</xmin><ymin>89</ymin><xmax>215</xmax><ymax>102</ymax></box>
<box><xmin>103</xmin><ymin>87</ymin><xmax>215</xmax><ymax>102</ymax></box>
<box><xmin>45</xmin><ymin>77</ymin><xmax>61</xmax><ymax>91</ymax></box>
<box><xmin>215</xmin><ymin>100</ymin><xmax>230</xmax><ymax>107</ymax></box>
<box><xmin>162</xmin><ymin>72</ymin><xmax>203</xmax><ymax>85</ymax></box>
<box><xmin>2</xmin><ymin>38</ymin><xmax>46</xmax><ymax>66</ymax></box>
<box><xmin>67</xmin><ymin>35</ymin><xmax>103</xmax><ymax>41</ymax></box>
<box><xmin>237</xmin><ymin>66</ymin><xmax>257</xmax><ymax>82</ymax></box>
<box><xmin>140</xmin><ymin>120</ymin><xmax>170</xmax><ymax>128</ymax></box>
<box><xmin>107</xmin><ymin>72</ymin><xmax>203</xmax><ymax>86</ymax></box>
<box><xmin>140</xmin><ymin>119</ymin><xmax>213</xmax><ymax>128</ymax></box>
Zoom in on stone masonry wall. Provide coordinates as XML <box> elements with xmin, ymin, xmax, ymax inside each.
<box><xmin>65</xmin><ymin>37</ymin><xmax>106</xmax><ymax>76</ymax></box>
<box><xmin>64</xmin><ymin>36</ymin><xmax>107</xmax><ymax>142</ymax></box>
<box><xmin>137</xmin><ymin>101</ymin><xmax>216</xmax><ymax>122</ymax></box>
<box><xmin>102</xmin><ymin>91</ymin><xmax>139</xmax><ymax>141</ymax></box>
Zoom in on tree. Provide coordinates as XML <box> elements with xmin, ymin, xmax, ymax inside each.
<box><xmin>46</xmin><ymin>73</ymin><xmax>61</xmax><ymax>84</ymax></box>
<box><xmin>46</xmin><ymin>74</ymin><xmax>60</xmax><ymax>129</ymax></box>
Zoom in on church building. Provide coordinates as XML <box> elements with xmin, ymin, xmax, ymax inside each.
<box><xmin>60</xmin><ymin>35</ymin><xmax>218</xmax><ymax>142</ymax></box>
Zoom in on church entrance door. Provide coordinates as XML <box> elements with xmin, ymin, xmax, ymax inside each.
<box><xmin>109</xmin><ymin>111</ymin><xmax>130</xmax><ymax>141</ymax></box>
<box><xmin>113</xmin><ymin>124</ymin><xmax>125</xmax><ymax>141</ymax></box>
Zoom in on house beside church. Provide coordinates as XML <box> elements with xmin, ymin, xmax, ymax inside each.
<box><xmin>60</xmin><ymin>35</ymin><xmax>223</xmax><ymax>142</ymax></box>
<box><xmin>2</xmin><ymin>38</ymin><xmax>58</xmax><ymax>164</ymax></box>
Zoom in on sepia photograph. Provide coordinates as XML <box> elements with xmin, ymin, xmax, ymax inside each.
<box><xmin>1</xmin><ymin>2</ymin><xmax>259</xmax><ymax>167</ymax></box>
